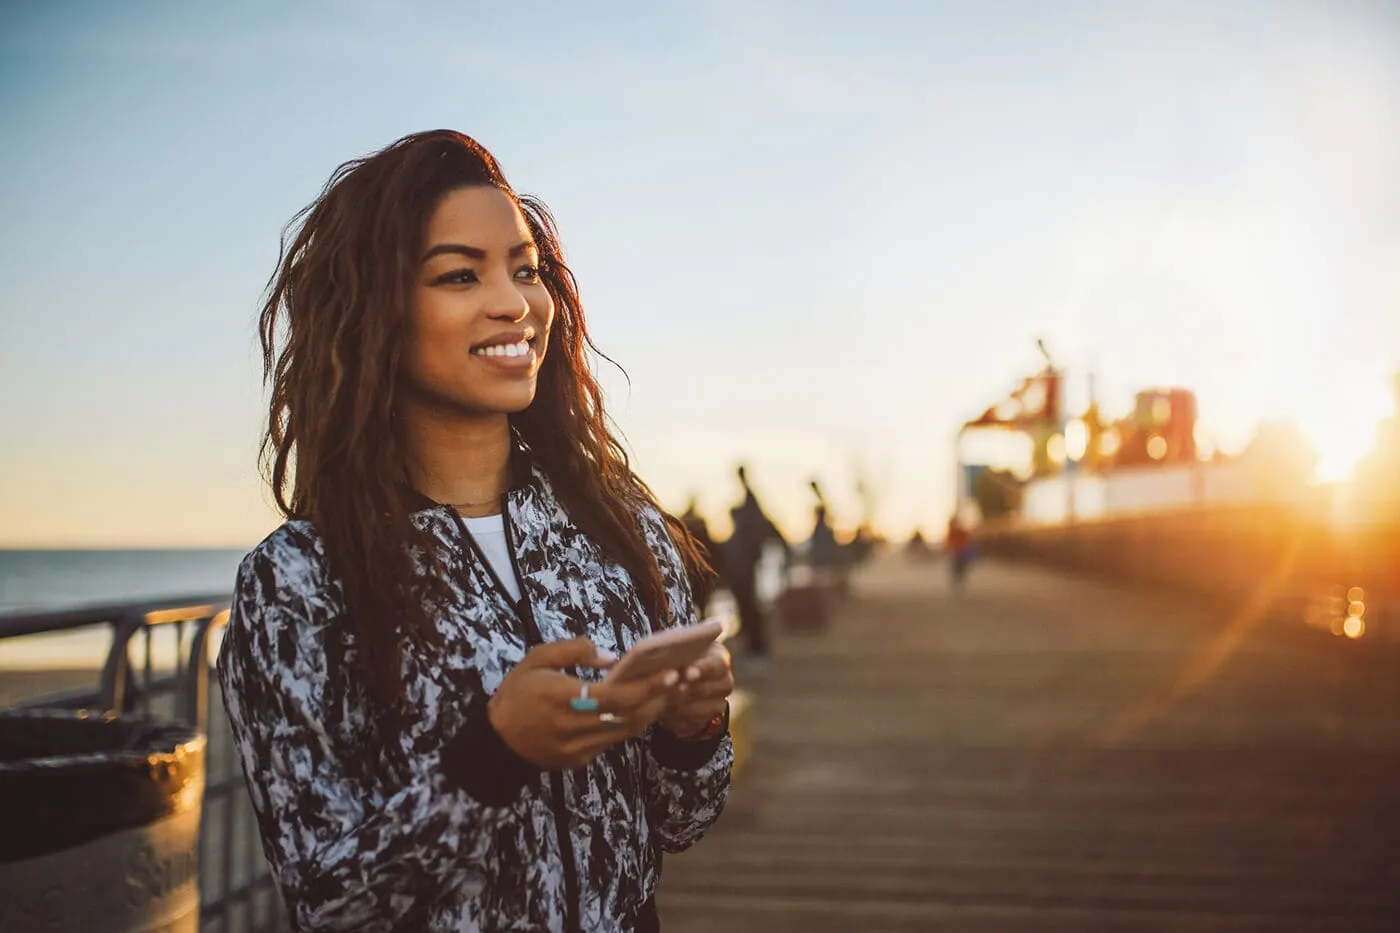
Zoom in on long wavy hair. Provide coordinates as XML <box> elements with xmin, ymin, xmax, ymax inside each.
<box><xmin>259</xmin><ymin>130</ymin><xmax>710</xmax><ymax>713</ymax></box>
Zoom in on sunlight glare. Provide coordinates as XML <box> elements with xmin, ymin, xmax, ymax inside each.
<box><xmin>1294</xmin><ymin>381</ymin><xmax>1394</xmax><ymax>484</ymax></box>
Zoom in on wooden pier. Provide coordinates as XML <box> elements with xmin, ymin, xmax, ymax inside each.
<box><xmin>660</xmin><ymin>557</ymin><xmax>1400</xmax><ymax>932</ymax></box>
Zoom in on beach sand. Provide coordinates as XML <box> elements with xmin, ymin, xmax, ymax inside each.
<box><xmin>0</xmin><ymin>667</ymin><xmax>103</xmax><ymax>708</ymax></box>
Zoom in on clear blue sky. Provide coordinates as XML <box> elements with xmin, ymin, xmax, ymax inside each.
<box><xmin>2</xmin><ymin>0</ymin><xmax>1398</xmax><ymax>546</ymax></box>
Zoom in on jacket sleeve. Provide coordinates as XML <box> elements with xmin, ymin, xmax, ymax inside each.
<box><xmin>217</xmin><ymin>537</ymin><xmax>538</xmax><ymax>932</ymax></box>
<box><xmin>636</xmin><ymin>508</ymin><xmax>734</xmax><ymax>853</ymax></box>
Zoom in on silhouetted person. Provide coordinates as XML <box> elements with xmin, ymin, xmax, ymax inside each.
<box><xmin>906</xmin><ymin>529</ymin><xmax>933</xmax><ymax>561</ymax></box>
<box><xmin>810</xmin><ymin>502</ymin><xmax>859</xmax><ymax>599</ymax></box>
<box><xmin>946</xmin><ymin>514</ymin><xmax>974</xmax><ymax>591</ymax></box>
<box><xmin>808</xmin><ymin>504</ymin><xmax>841</xmax><ymax>571</ymax></box>
<box><xmin>849</xmin><ymin>523</ymin><xmax>877</xmax><ymax>568</ymax></box>
<box><xmin>679</xmin><ymin>497</ymin><xmax>721</xmax><ymax>613</ymax></box>
<box><xmin>727</xmin><ymin>465</ymin><xmax>787</xmax><ymax>659</ymax></box>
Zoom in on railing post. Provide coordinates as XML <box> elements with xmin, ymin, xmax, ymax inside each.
<box><xmin>182</xmin><ymin>611</ymin><xmax>228</xmax><ymax>731</ymax></box>
<box><xmin>98</xmin><ymin>612</ymin><xmax>144</xmax><ymax>716</ymax></box>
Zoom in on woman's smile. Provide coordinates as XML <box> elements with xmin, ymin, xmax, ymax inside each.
<box><xmin>469</xmin><ymin>330</ymin><xmax>540</xmax><ymax>373</ymax></box>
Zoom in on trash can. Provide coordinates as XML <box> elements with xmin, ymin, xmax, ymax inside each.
<box><xmin>0</xmin><ymin>709</ymin><xmax>205</xmax><ymax>932</ymax></box>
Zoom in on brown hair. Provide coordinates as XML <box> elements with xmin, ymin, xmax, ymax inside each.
<box><xmin>258</xmin><ymin>130</ymin><xmax>710</xmax><ymax>711</ymax></box>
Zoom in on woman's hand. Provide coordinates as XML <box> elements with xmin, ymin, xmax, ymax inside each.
<box><xmin>658</xmin><ymin>642</ymin><xmax>734</xmax><ymax>739</ymax></box>
<box><xmin>488</xmin><ymin>638</ymin><xmax>681</xmax><ymax>769</ymax></box>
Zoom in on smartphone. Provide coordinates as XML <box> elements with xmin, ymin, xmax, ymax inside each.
<box><xmin>603</xmin><ymin>619</ymin><xmax>724</xmax><ymax>685</ymax></box>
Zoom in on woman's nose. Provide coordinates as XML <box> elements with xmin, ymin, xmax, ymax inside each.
<box><xmin>485</xmin><ymin>281</ymin><xmax>530</xmax><ymax>322</ymax></box>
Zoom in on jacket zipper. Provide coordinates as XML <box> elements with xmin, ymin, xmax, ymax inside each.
<box><xmin>450</xmin><ymin>499</ymin><xmax>583</xmax><ymax>933</ymax></box>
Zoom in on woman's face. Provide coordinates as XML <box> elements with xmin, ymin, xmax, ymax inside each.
<box><xmin>402</xmin><ymin>185</ymin><xmax>555</xmax><ymax>417</ymax></box>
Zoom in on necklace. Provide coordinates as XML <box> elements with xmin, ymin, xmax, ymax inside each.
<box><xmin>448</xmin><ymin>496</ymin><xmax>500</xmax><ymax>510</ymax></box>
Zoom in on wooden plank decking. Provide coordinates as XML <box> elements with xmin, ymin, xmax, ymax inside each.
<box><xmin>659</xmin><ymin>558</ymin><xmax>1400</xmax><ymax>932</ymax></box>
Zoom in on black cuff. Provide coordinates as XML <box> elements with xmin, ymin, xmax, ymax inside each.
<box><xmin>650</xmin><ymin>703</ymin><xmax>730</xmax><ymax>772</ymax></box>
<box><xmin>440</xmin><ymin>698</ymin><xmax>540</xmax><ymax>807</ymax></box>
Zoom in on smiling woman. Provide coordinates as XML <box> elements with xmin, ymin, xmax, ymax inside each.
<box><xmin>218</xmin><ymin>131</ymin><xmax>731</xmax><ymax>933</ymax></box>
<box><xmin>406</xmin><ymin>187</ymin><xmax>554</xmax><ymax>425</ymax></box>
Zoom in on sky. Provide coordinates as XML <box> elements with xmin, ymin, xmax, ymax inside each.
<box><xmin>2</xmin><ymin>0</ymin><xmax>1398</xmax><ymax>547</ymax></box>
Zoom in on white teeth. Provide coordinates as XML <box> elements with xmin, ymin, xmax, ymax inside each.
<box><xmin>475</xmin><ymin>341</ymin><xmax>530</xmax><ymax>358</ymax></box>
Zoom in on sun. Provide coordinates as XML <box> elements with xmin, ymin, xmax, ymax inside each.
<box><xmin>1296</xmin><ymin>385</ymin><xmax>1394</xmax><ymax>484</ymax></box>
<box><xmin>1306</xmin><ymin>420</ymin><xmax>1376</xmax><ymax>482</ymax></box>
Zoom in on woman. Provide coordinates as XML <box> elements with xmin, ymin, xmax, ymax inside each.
<box><xmin>217</xmin><ymin>130</ymin><xmax>734</xmax><ymax>933</ymax></box>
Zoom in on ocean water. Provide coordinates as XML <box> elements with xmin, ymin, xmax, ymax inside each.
<box><xmin>0</xmin><ymin>549</ymin><xmax>248</xmax><ymax>612</ymax></box>
<box><xmin>0</xmin><ymin>542</ymin><xmax>787</xmax><ymax>674</ymax></box>
<box><xmin>0</xmin><ymin>548</ymin><xmax>248</xmax><ymax>671</ymax></box>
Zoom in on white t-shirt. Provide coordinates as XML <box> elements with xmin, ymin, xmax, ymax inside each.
<box><xmin>462</xmin><ymin>514</ymin><xmax>522</xmax><ymax>603</ymax></box>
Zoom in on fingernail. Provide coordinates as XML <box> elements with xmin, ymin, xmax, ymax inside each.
<box><xmin>663</xmin><ymin>670</ymin><xmax>680</xmax><ymax>687</ymax></box>
<box><xmin>596</xmin><ymin>649</ymin><xmax>618</xmax><ymax>663</ymax></box>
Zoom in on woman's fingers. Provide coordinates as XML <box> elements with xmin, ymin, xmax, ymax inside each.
<box><xmin>683</xmin><ymin>644</ymin><xmax>732</xmax><ymax>683</ymax></box>
<box><xmin>674</xmin><ymin>675</ymin><xmax>733</xmax><ymax>697</ymax></box>
<box><xmin>675</xmin><ymin>652</ymin><xmax>734</xmax><ymax>705</ymax></box>
<box><xmin>665</xmin><ymin>646</ymin><xmax>734</xmax><ymax>728</ymax></box>
<box><xmin>564</xmin><ymin>703</ymin><xmax>663</xmax><ymax>757</ymax></box>
<box><xmin>545</xmin><ymin>647</ymin><xmax>737</xmax><ymax>757</ymax></box>
<box><xmin>550</xmin><ymin>669</ymin><xmax>678</xmax><ymax>740</ymax></box>
<box><xmin>592</xmin><ymin>668</ymin><xmax>681</xmax><ymax>715</ymax></box>
<box><xmin>564</xmin><ymin>707</ymin><xmax>664</xmax><ymax>760</ymax></box>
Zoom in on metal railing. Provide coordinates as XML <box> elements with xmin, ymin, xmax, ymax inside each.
<box><xmin>0</xmin><ymin>544</ymin><xmax>791</xmax><ymax>932</ymax></box>
<box><xmin>0</xmin><ymin>596</ymin><xmax>283</xmax><ymax>933</ymax></box>
<box><xmin>978</xmin><ymin>504</ymin><xmax>1399</xmax><ymax>642</ymax></box>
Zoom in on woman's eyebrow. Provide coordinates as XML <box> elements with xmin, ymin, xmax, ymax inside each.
<box><xmin>421</xmin><ymin>241</ymin><xmax>537</xmax><ymax>263</ymax></box>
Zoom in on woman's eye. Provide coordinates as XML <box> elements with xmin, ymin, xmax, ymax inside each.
<box><xmin>437</xmin><ymin>269</ymin><xmax>478</xmax><ymax>286</ymax></box>
<box><xmin>514</xmin><ymin>265</ymin><xmax>542</xmax><ymax>283</ymax></box>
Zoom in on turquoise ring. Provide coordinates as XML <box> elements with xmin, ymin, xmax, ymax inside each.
<box><xmin>569</xmin><ymin>681</ymin><xmax>600</xmax><ymax>712</ymax></box>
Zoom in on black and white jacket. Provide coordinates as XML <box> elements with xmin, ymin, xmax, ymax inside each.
<box><xmin>216</xmin><ymin>460</ymin><xmax>732</xmax><ymax>933</ymax></box>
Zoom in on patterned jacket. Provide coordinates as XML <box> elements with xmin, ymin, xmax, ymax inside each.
<box><xmin>216</xmin><ymin>461</ymin><xmax>732</xmax><ymax>933</ymax></box>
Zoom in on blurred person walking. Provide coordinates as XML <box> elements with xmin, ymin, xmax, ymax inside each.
<box><xmin>806</xmin><ymin>480</ymin><xmax>849</xmax><ymax>596</ymax></box>
<box><xmin>679</xmin><ymin>497</ymin><xmax>721</xmax><ymax>613</ymax></box>
<box><xmin>726</xmin><ymin>465</ymin><xmax>787</xmax><ymax>663</ymax></box>
<box><xmin>217</xmin><ymin>131</ymin><xmax>732</xmax><ymax>933</ymax></box>
<box><xmin>946</xmin><ymin>514</ymin><xmax>975</xmax><ymax>592</ymax></box>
